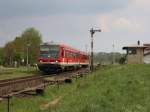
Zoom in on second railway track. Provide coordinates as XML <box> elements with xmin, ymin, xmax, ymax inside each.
<box><xmin>0</xmin><ymin>68</ymin><xmax>90</xmax><ymax>99</ymax></box>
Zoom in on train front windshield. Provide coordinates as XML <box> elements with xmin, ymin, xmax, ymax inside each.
<box><xmin>40</xmin><ymin>45</ymin><xmax>59</xmax><ymax>59</ymax></box>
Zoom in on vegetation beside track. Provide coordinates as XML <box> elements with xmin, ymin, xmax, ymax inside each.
<box><xmin>0</xmin><ymin>64</ymin><xmax>150</xmax><ymax>112</ymax></box>
<box><xmin>0</xmin><ymin>66</ymin><xmax>39</xmax><ymax>80</ymax></box>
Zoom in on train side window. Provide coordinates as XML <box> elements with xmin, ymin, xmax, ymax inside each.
<box><xmin>62</xmin><ymin>48</ymin><xmax>64</xmax><ymax>58</ymax></box>
<box><xmin>66</xmin><ymin>51</ymin><xmax>68</xmax><ymax>58</ymax></box>
<box><xmin>74</xmin><ymin>53</ymin><xmax>76</xmax><ymax>58</ymax></box>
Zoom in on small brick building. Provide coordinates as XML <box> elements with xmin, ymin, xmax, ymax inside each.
<box><xmin>123</xmin><ymin>45</ymin><xmax>147</xmax><ymax>64</ymax></box>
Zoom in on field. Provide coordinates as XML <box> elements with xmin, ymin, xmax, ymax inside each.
<box><xmin>0</xmin><ymin>64</ymin><xmax>150</xmax><ymax>112</ymax></box>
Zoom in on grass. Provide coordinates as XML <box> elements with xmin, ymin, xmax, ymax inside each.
<box><xmin>0</xmin><ymin>66</ymin><xmax>39</xmax><ymax>80</ymax></box>
<box><xmin>0</xmin><ymin>64</ymin><xmax>150</xmax><ymax>112</ymax></box>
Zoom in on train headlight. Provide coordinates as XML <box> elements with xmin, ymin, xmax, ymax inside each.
<box><xmin>40</xmin><ymin>60</ymin><xmax>43</xmax><ymax>62</ymax></box>
<box><xmin>56</xmin><ymin>60</ymin><xmax>58</xmax><ymax>62</ymax></box>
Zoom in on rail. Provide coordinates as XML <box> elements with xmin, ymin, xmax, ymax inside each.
<box><xmin>0</xmin><ymin>75</ymin><xmax>44</xmax><ymax>97</ymax></box>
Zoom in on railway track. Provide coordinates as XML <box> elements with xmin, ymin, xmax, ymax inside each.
<box><xmin>0</xmin><ymin>68</ymin><xmax>90</xmax><ymax>99</ymax></box>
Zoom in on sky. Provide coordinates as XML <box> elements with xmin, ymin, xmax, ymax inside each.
<box><xmin>0</xmin><ymin>0</ymin><xmax>150</xmax><ymax>53</ymax></box>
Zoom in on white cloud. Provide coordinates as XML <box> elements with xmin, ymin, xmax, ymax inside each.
<box><xmin>129</xmin><ymin>0</ymin><xmax>150</xmax><ymax>12</ymax></box>
<box><xmin>97</xmin><ymin>15</ymin><xmax>110</xmax><ymax>32</ymax></box>
<box><xmin>112</xmin><ymin>17</ymin><xmax>144</xmax><ymax>32</ymax></box>
<box><xmin>131</xmin><ymin>0</ymin><xmax>150</xmax><ymax>6</ymax></box>
<box><xmin>112</xmin><ymin>18</ymin><xmax>137</xmax><ymax>32</ymax></box>
<box><xmin>97</xmin><ymin>14</ymin><xmax>144</xmax><ymax>33</ymax></box>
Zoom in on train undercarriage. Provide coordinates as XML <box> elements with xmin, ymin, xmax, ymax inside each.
<box><xmin>38</xmin><ymin>63</ymin><xmax>89</xmax><ymax>74</ymax></box>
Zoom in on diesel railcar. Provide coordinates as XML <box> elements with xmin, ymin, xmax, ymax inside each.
<box><xmin>37</xmin><ymin>42</ymin><xmax>89</xmax><ymax>73</ymax></box>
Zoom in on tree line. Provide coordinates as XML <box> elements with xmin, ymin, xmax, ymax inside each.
<box><xmin>94</xmin><ymin>52</ymin><xmax>125</xmax><ymax>65</ymax></box>
<box><xmin>0</xmin><ymin>27</ymin><xmax>42</xmax><ymax>66</ymax></box>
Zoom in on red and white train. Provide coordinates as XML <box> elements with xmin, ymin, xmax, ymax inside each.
<box><xmin>37</xmin><ymin>42</ymin><xmax>89</xmax><ymax>73</ymax></box>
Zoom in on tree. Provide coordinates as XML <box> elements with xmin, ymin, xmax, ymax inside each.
<box><xmin>20</xmin><ymin>27</ymin><xmax>42</xmax><ymax>65</ymax></box>
<box><xmin>94</xmin><ymin>52</ymin><xmax>125</xmax><ymax>65</ymax></box>
<box><xmin>3</xmin><ymin>27</ymin><xmax>42</xmax><ymax>66</ymax></box>
<box><xmin>0</xmin><ymin>47</ymin><xmax>4</xmax><ymax>65</ymax></box>
<box><xmin>4</xmin><ymin>42</ymin><xmax>15</xmax><ymax>66</ymax></box>
<box><xmin>119</xmin><ymin>57</ymin><xmax>126</xmax><ymax>64</ymax></box>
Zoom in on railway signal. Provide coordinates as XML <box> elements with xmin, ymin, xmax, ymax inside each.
<box><xmin>90</xmin><ymin>28</ymin><xmax>101</xmax><ymax>71</ymax></box>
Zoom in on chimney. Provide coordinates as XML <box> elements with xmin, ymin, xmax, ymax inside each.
<box><xmin>137</xmin><ymin>40</ymin><xmax>140</xmax><ymax>45</ymax></box>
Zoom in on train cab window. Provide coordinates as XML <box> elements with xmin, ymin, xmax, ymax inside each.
<box><xmin>40</xmin><ymin>46</ymin><xmax>49</xmax><ymax>58</ymax></box>
<box><xmin>40</xmin><ymin>45</ymin><xmax>59</xmax><ymax>58</ymax></box>
<box><xmin>40</xmin><ymin>54</ymin><xmax>49</xmax><ymax>58</ymax></box>
<box><xmin>49</xmin><ymin>46</ymin><xmax>59</xmax><ymax>58</ymax></box>
<box><xmin>40</xmin><ymin>47</ymin><xmax>49</xmax><ymax>51</ymax></box>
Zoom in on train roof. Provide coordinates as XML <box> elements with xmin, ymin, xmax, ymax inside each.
<box><xmin>41</xmin><ymin>42</ymin><xmax>87</xmax><ymax>55</ymax></box>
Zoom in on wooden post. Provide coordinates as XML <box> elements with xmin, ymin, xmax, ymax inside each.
<box><xmin>7</xmin><ymin>96</ymin><xmax>10</xmax><ymax>112</ymax></box>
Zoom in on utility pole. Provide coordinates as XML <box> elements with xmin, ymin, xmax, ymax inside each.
<box><xmin>85</xmin><ymin>44</ymin><xmax>88</xmax><ymax>54</ymax></box>
<box><xmin>26</xmin><ymin>43</ymin><xmax>30</xmax><ymax>67</ymax></box>
<box><xmin>7</xmin><ymin>96</ymin><xmax>11</xmax><ymax>112</ymax></box>
<box><xmin>112</xmin><ymin>43</ymin><xmax>115</xmax><ymax>64</ymax></box>
<box><xmin>90</xmin><ymin>28</ymin><xmax>101</xmax><ymax>71</ymax></box>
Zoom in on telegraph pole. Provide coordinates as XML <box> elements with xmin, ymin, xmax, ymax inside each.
<box><xmin>26</xmin><ymin>43</ymin><xmax>30</xmax><ymax>67</ymax></box>
<box><xmin>112</xmin><ymin>43</ymin><xmax>115</xmax><ymax>64</ymax></box>
<box><xmin>90</xmin><ymin>28</ymin><xmax>101</xmax><ymax>71</ymax></box>
<box><xmin>85</xmin><ymin>44</ymin><xmax>88</xmax><ymax>54</ymax></box>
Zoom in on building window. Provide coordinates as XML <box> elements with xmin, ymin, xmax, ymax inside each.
<box><xmin>128</xmin><ymin>49</ymin><xmax>137</xmax><ymax>55</ymax></box>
